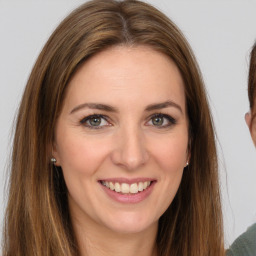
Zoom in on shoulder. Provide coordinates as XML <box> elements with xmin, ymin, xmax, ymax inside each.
<box><xmin>226</xmin><ymin>223</ymin><xmax>256</xmax><ymax>256</ymax></box>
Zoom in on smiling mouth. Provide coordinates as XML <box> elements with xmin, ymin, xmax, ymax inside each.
<box><xmin>100</xmin><ymin>180</ymin><xmax>153</xmax><ymax>194</ymax></box>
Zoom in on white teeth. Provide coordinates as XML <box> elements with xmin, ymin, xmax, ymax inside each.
<box><xmin>102</xmin><ymin>181</ymin><xmax>152</xmax><ymax>194</ymax></box>
<box><xmin>138</xmin><ymin>182</ymin><xmax>144</xmax><ymax>192</ymax></box>
<box><xmin>114</xmin><ymin>182</ymin><xmax>121</xmax><ymax>192</ymax></box>
<box><xmin>121</xmin><ymin>183</ymin><xmax>130</xmax><ymax>194</ymax></box>
<box><xmin>109</xmin><ymin>182</ymin><xmax>115</xmax><ymax>190</ymax></box>
<box><xmin>130</xmin><ymin>183</ymin><xmax>138</xmax><ymax>194</ymax></box>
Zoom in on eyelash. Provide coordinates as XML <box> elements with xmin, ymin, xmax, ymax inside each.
<box><xmin>79</xmin><ymin>113</ymin><xmax>177</xmax><ymax>129</ymax></box>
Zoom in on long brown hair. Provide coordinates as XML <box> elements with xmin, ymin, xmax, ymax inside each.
<box><xmin>2</xmin><ymin>0</ymin><xmax>224</xmax><ymax>255</ymax></box>
<box><xmin>248</xmin><ymin>43</ymin><xmax>256</xmax><ymax>111</ymax></box>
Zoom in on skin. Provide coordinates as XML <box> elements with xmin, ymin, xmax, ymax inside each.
<box><xmin>245</xmin><ymin>105</ymin><xmax>256</xmax><ymax>146</ymax></box>
<box><xmin>53</xmin><ymin>45</ymin><xmax>189</xmax><ymax>256</ymax></box>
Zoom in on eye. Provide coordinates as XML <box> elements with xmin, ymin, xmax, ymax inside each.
<box><xmin>147</xmin><ymin>114</ymin><xmax>176</xmax><ymax>128</ymax></box>
<box><xmin>80</xmin><ymin>114</ymin><xmax>110</xmax><ymax>129</ymax></box>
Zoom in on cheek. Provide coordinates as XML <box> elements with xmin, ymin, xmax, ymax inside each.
<box><xmin>150</xmin><ymin>133</ymin><xmax>188</xmax><ymax>172</ymax></box>
<box><xmin>251</xmin><ymin>115</ymin><xmax>256</xmax><ymax>145</ymax></box>
<box><xmin>251</xmin><ymin>127</ymin><xmax>256</xmax><ymax>146</ymax></box>
<box><xmin>149</xmin><ymin>134</ymin><xmax>188</xmax><ymax>216</ymax></box>
<box><xmin>56</xmin><ymin>133</ymin><xmax>110</xmax><ymax>177</ymax></box>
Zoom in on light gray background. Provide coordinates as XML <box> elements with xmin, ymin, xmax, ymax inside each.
<box><xmin>1</xmin><ymin>0</ymin><xmax>256</xmax><ymax>247</ymax></box>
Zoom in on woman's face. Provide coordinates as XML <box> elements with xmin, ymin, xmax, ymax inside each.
<box><xmin>54</xmin><ymin>45</ymin><xmax>189</xmax><ymax>235</ymax></box>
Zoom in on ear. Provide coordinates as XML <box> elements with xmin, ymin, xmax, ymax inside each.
<box><xmin>245</xmin><ymin>111</ymin><xmax>256</xmax><ymax>147</ymax></box>
<box><xmin>52</xmin><ymin>141</ymin><xmax>61</xmax><ymax>166</ymax></box>
<box><xmin>186</xmin><ymin>149</ymin><xmax>191</xmax><ymax>165</ymax></box>
<box><xmin>245</xmin><ymin>112</ymin><xmax>251</xmax><ymax>129</ymax></box>
<box><xmin>185</xmin><ymin>139</ymin><xmax>191</xmax><ymax>167</ymax></box>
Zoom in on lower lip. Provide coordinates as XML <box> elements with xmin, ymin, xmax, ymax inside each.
<box><xmin>100</xmin><ymin>182</ymin><xmax>156</xmax><ymax>204</ymax></box>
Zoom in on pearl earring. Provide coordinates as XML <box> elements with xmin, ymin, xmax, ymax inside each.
<box><xmin>51</xmin><ymin>157</ymin><xmax>57</xmax><ymax>164</ymax></box>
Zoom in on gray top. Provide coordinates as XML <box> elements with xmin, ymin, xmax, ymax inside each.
<box><xmin>226</xmin><ymin>223</ymin><xmax>256</xmax><ymax>256</ymax></box>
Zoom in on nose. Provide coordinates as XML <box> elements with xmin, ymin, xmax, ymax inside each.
<box><xmin>110</xmin><ymin>126</ymin><xmax>149</xmax><ymax>171</ymax></box>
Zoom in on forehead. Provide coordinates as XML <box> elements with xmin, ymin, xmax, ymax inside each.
<box><xmin>64</xmin><ymin>45</ymin><xmax>186</xmax><ymax>112</ymax></box>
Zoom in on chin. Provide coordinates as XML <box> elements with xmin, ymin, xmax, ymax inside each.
<box><xmin>101</xmin><ymin>211</ymin><xmax>158</xmax><ymax>235</ymax></box>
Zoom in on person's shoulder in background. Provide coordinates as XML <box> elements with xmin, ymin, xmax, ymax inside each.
<box><xmin>226</xmin><ymin>223</ymin><xmax>256</xmax><ymax>256</ymax></box>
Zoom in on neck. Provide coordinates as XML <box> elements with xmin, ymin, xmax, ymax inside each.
<box><xmin>72</xmin><ymin>213</ymin><xmax>158</xmax><ymax>256</ymax></box>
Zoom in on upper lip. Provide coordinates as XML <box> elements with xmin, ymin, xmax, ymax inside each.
<box><xmin>98</xmin><ymin>178</ymin><xmax>156</xmax><ymax>184</ymax></box>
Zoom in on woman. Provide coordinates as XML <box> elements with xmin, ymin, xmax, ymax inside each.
<box><xmin>2</xmin><ymin>0</ymin><xmax>224</xmax><ymax>255</ymax></box>
<box><xmin>226</xmin><ymin>43</ymin><xmax>256</xmax><ymax>256</ymax></box>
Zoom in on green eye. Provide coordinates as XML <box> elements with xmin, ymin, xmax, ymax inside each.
<box><xmin>88</xmin><ymin>117</ymin><xmax>102</xmax><ymax>126</ymax></box>
<box><xmin>152</xmin><ymin>116</ymin><xmax>164</xmax><ymax>126</ymax></box>
<box><xmin>148</xmin><ymin>114</ymin><xmax>176</xmax><ymax>128</ymax></box>
<box><xmin>80</xmin><ymin>115</ymin><xmax>109</xmax><ymax>129</ymax></box>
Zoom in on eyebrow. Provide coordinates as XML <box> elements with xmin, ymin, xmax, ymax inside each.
<box><xmin>70</xmin><ymin>103</ymin><xmax>118</xmax><ymax>114</ymax></box>
<box><xmin>70</xmin><ymin>100</ymin><xmax>183</xmax><ymax>114</ymax></box>
<box><xmin>145</xmin><ymin>100</ymin><xmax>183</xmax><ymax>113</ymax></box>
